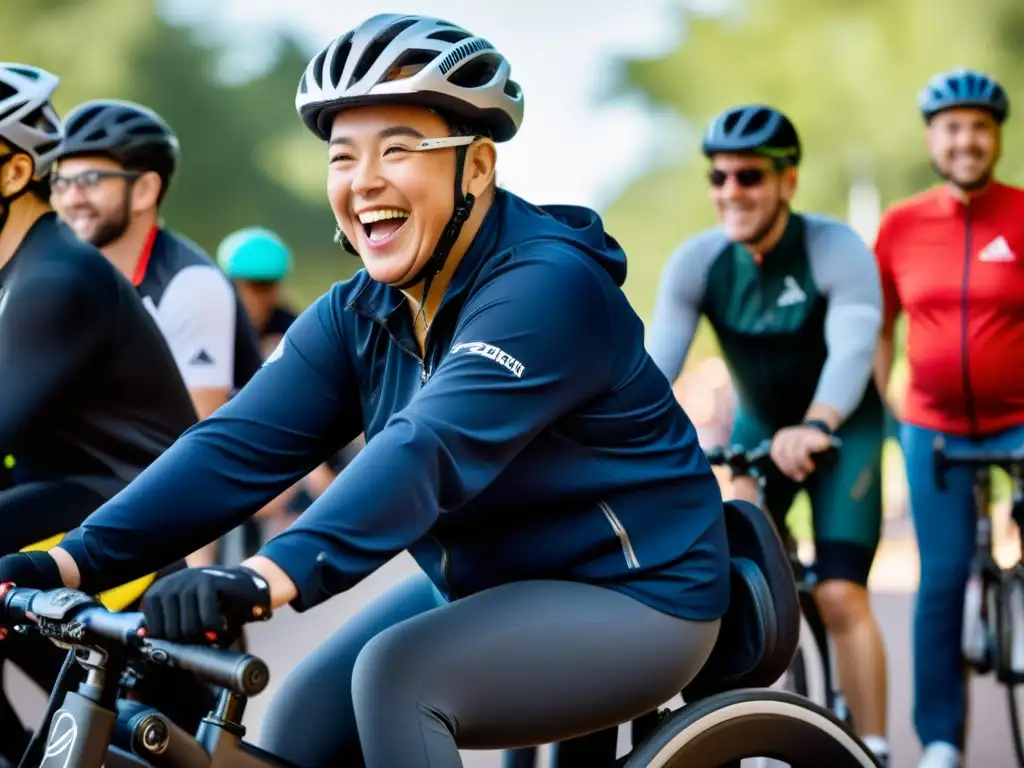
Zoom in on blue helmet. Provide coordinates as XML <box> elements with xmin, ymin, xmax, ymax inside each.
<box><xmin>217</xmin><ymin>227</ymin><xmax>292</xmax><ymax>282</ymax></box>
<box><xmin>701</xmin><ymin>105</ymin><xmax>801</xmax><ymax>167</ymax></box>
<box><xmin>918</xmin><ymin>68</ymin><xmax>1009</xmax><ymax>124</ymax></box>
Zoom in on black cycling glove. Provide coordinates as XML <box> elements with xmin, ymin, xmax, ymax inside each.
<box><xmin>141</xmin><ymin>565</ymin><xmax>272</xmax><ymax>645</ymax></box>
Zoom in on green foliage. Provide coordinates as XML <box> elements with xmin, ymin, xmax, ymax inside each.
<box><xmin>3</xmin><ymin>0</ymin><xmax>356</xmax><ymax>308</ymax></box>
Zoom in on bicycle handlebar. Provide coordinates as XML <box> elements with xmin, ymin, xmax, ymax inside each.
<box><xmin>704</xmin><ymin>436</ymin><xmax>842</xmax><ymax>478</ymax></box>
<box><xmin>0</xmin><ymin>583</ymin><xmax>269</xmax><ymax>697</ymax></box>
<box><xmin>932</xmin><ymin>437</ymin><xmax>1024</xmax><ymax>492</ymax></box>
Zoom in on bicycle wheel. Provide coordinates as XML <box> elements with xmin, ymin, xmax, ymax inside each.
<box><xmin>623</xmin><ymin>689</ymin><xmax>879</xmax><ymax>768</ymax></box>
<box><xmin>774</xmin><ymin>611</ymin><xmax>829</xmax><ymax>708</ymax></box>
<box><xmin>997</xmin><ymin>574</ymin><xmax>1024</xmax><ymax>767</ymax></box>
<box><xmin>1006</xmin><ymin>685</ymin><xmax>1024</xmax><ymax>768</ymax></box>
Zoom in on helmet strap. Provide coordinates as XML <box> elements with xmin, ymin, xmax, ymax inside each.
<box><xmin>0</xmin><ymin>155</ymin><xmax>30</xmax><ymax>237</ymax></box>
<box><xmin>331</xmin><ymin>141</ymin><xmax>477</xmax><ymax>337</ymax></box>
<box><xmin>395</xmin><ymin>144</ymin><xmax>475</xmax><ymax>295</ymax></box>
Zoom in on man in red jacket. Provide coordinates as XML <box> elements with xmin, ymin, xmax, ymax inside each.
<box><xmin>874</xmin><ymin>67</ymin><xmax>1024</xmax><ymax>768</ymax></box>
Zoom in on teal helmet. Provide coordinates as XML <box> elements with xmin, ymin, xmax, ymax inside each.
<box><xmin>217</xmin><ymin>227</ymin><xmax>292</xmax><ymax>282</ymax></box>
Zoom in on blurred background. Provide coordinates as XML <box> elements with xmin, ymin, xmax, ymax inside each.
<box><xmin>8</xmin><ymin>1</ymin><xmax>1024</xmax><ymax>763</ymax></box>
<box><xmin>17</xmin><ymin>0</ymin><xmax>1018</xmax><ymax>538</ymax></box>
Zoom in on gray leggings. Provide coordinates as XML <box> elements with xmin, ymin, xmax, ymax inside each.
<box><xmin>260</xmin><ymin>574</ymin><xmax>720</xmax><ymax>768</ymax></box>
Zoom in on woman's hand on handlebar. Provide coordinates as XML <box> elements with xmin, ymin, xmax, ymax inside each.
<box><xmin>141</xmin><ymin>564</ymin><xmax>274</xmax><ymax>646</ymax></box>
<box><xmin>770</xmin><ymin>424</ymin><xmax>835</xmax><ymax>482</ymax></box>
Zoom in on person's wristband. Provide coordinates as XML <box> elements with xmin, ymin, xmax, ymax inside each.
<box><xmin>803</xmin><ymin>419</ymin><xmax>833</xmax><ymax>436</ymax></box>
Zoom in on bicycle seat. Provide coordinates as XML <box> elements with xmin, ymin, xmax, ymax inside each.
<box><xmin>683</xmin><ymin>499</ymin><xmax>801</xmax><ymax>701</ymax></box>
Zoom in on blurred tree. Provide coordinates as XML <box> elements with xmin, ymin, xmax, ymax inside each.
<box><xmin>602</xmin><ymin>0</ymin><xmax>1024</xmax><ymax>361</ymax></box>
<box><xmin>2</xmin><ymin>0</ymin><xmax>356</xmax><ymax>306</ymax></box>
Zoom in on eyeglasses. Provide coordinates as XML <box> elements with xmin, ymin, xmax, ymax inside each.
<box><xmin>707</xmin><ymin>168</ymin><xmax>768</xmax><ymax>188</ymax></box>
<box><xmin>51</xmin><ymin>169</ymin><xmax>141</xmax><ymax>195</ymax></box>
<box><xmin>410</xmin><ymin>135</ymin><xmax>479</xmax><ymax>152</ymax></box>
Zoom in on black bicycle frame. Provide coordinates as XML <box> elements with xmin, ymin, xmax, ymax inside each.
<box><xmin>1</xmin><ymin>586</ymin><xmax>297</xmax><ymax>768</ymax></box>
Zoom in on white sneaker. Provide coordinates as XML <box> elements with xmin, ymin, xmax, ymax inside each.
<box><xmin>917</xmin><ymin>742</ymin><xmax>961</xmax><ymax>768</ymax></box>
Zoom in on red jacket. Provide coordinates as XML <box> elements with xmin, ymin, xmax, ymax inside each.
<box><xmin>876</xmin><ymin>181</ymin><xmax>1024</xmax><ymax>435</ymax></box>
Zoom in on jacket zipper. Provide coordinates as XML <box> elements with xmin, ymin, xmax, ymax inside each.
<box><xmin>355</xmin><ymin>309</ymin><xmax>448</xmax><ymax>585</ymax></box>
<box><xmin>599</xmin><ymin>501</ymin><xmax>640</xmax><ymax>569</ymax></box>
<box><xmin>353</xmin><ymin>309</ymin><xmax>433</xmax><ymax>384</ymax></box>
<box><xmin>961</xmin><ymin>207</ymin><xmax>978</xmax><ymax>435</ymax></box>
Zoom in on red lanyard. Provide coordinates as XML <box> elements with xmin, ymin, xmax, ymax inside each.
<box><xmin>132</xmin><ymin>226</ymin><xmax>158</xmax><ymax>287</ymax></box>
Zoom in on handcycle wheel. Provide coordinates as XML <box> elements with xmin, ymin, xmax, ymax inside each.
<box><xmin>623</xmin><ymin>689</ymin><xmax>879</xmax><ymax>768</ymax></box>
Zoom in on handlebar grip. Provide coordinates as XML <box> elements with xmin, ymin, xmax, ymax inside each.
<box><xmin>140</xmin><ymin>640</ymin><xmax>270</xmax><ymax>697</ymax></box>
<box><xmin>812</xmin><ymin>439</ymin><xmax>842</xmax><ymax>471</ymax></box>
<box><xmin>0</xmin><ymin>585</ymin><xmax>36</xmax><ymax>625</ymax></box>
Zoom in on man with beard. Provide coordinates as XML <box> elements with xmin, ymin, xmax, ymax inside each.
<box><xmin>874</xmin><ymin>68</ymin><xmax>1022</xmax><ymax>768</ymax></box>
<box><xmin>647</xmin><ymin>104</ymin><xmax>890</xmax><ymax>766</ymax></box>
<box><xmin>49</xmin><ymin>99</ymin><xmax>262</xmax><ymax>568</ymax></box>
<box><xmin>0</xmin><ymin>64</ymin><xmax>203</xmax><ymax>766</ymax></box>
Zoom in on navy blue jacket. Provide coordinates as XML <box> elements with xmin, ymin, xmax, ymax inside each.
<box><xmin>59</xmin><ymin>190</ymin><xmax>730</xmax><ymax>620</ymax></box>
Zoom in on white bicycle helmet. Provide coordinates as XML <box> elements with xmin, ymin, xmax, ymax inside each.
<box><xmin>0</xmin><ymin>63</ymin><xmax>63</xmax><ymax>177</ymax></box>
<box><xmin>295</xmin><ymin>14</ymin><xmax>524</xmax><ymax>142</ymax></box>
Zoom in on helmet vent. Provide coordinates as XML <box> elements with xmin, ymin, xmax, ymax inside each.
<box><xmin>722</xmin><ymin>111</ymin><xmax>743</xmax><ymax>133</ymax></box>
<box><xmin>0</xmin><ymin>82</ymin><xmax>17</xmax><ymax>103</ymax></box>
<box><xmin>8</xmin><ymin>67</ymin><xmax>39</xmax><ymax>81</ymax></box>
<box><xmin>449</xmin><ymin>52</ymin><xmax>500</xmax><ymax>88</ymax></box>
<box><xmin>428</xmin><ymin>28</ymin><xmax>472</xmax><ymax>44</ymax></box>
<box><xmin>329</xmin><ymin>31</ymin><xmax>354</xmax><ymax>90</ymax></box>
<box><xmin>20</xmin><ymin>106</ymin><xmax>56</xmax><ymax>134</ymax></box>
<box><xmin>68</xmin><ymin>106</ymin><xmax>103</xmax><ymax>133</ymax></box>
<box><xmin>380</xmin><ymin>49</ymin><xmax>439</xmax><ymax>84</ymax></box>
<box><xmin>130</xmin><ymin>124</ymin><xmax>165</xmax><ymax>137</ymax></box>
<box><xmin>439</xmin><ymin>39</ymin><xmax>493</xmax><ymax>76</ymax></box>
<box><xmin>349</xmin><ymin>18</ymin><xmax>419</xmax><ymax>88</ymax></box>
<box><xmin>741</xmin><ymin>109</ymin><xmax>770</xmax><ymax>135</ymax></box>
<box><xmin>311</xmin><ymin>47</ymin><xmax>329</xmax><ymax>91</ymax></box>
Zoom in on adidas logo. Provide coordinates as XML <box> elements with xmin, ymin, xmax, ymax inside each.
<box><xmin>777</xmin><ymin>275</ymin><xmax>807</xmax><ymax>307</ymax></box>
<box><xmin>189</xmin><ymin>349</ymin><xmax>215</xmax><ymax>365</ymax></box>
<box><xmin>978</xmin><ymin>236</ymin><xmax>1017</xmax><ymax>263</ymax></box>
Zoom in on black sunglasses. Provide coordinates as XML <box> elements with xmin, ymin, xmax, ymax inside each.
<box><xmin>707</xmin><ymin>168</ymin><xmax>769</xmax><ymax>188</ymax></box>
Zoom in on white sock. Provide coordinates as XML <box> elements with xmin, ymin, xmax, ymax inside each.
<box><xmin>862</xmin><ymin>735</ymin><xmax>889</xmax><ymax>757</ymax></box>
<box><xmin>920</xmin><ymin>742</ymin><xmax>960</xmax><ymax>768</ymax></box>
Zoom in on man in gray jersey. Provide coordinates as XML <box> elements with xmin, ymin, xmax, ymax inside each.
<box><xmin>647</xmin><ymin>104</ymin><xmax>890</xmax><ymax>764</ymax></box>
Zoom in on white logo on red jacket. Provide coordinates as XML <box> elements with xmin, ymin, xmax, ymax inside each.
<box><xmin>978</xmin><ymin>236</ymin><xmax>1017</xmax><ymax>263</ymax></box>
